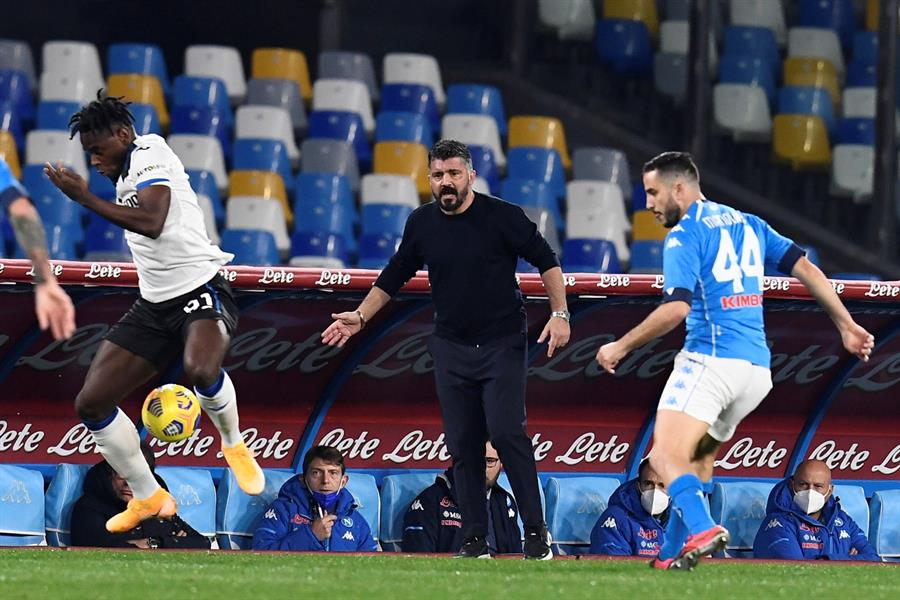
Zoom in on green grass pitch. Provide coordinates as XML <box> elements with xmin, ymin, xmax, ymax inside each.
<box><xmin>1</xmin><ymin>549</ymin><xmax>897</xmax><ymax>599</ymax></box>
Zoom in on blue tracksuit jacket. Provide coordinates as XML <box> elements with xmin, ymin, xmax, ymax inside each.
<box><xmin>589</xmin><ymin>478</ymin><xmax>667</xmax><ymax>557</ymax></box>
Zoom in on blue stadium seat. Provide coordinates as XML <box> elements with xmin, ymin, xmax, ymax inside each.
<box><xmin>344</xmin><ymin>473</ymin><xmax>381</xmax><ymax>543</ymax></box>
<box><xmin>107</xmin><ymin>43</ymin><xmax>170</xmax><ymax>97</ymax></box>
<box><xmin>830</xmin><ymin>272</ymin><xmax>883</xmax><ymax>281</ymax></box>
<box><xmin>361</xmin><ymin>203</ymin><xmax>413</xmax><ymax>236</ymax></box>
<box><xmin>469</xmin><ymin>145</ymin><xmax>499</xmax><ymax>195</ymax></box>
<box><xmin>632</xmin><ymin>180</ymin><xmax>647</xmax><ymax>212</ymax></box>
<box><xmin>516</xmin><ymin>258</ymin><xmax>539</xmax><ymax>273</ymax></box>
<box><xmin>722</xmin><ymin>26</ymin><xmax>781</xmax><ymax>78</ymax></box>
<box><xmin>36</xmin><ymin>100</ymin><xmax>80</xmax><ymax>131</ymax></box>
<box><xmin>718</xmin><ymin>55</ymin><xmax>777</xmax><ymax>108</ymax></box>
<box><xmin>836</xmin><ymin>118</ymin><xmax>875</xmax><ymax>146</ymax></box>
<box><xmin>375</xmin><ymin>111</ymin><xmax>433</xmax><ymax>145</ymax></box>
<box><xmin>380</xmin><ymin>83</ymin><xmax>440</xmax><ymax>135</ymax></box>
<box><xmin>233</xmin><ymin>138</ymin><xmax>293</xmax><ymax>196</ymax></box>
<box><xmin>446</xmin><ymin>83</ymin><xmax>507</xmax><ymax>137</ymax></box>
<box><xmin>173</xmin><ymin>75</ymin><xmax>233</xmax><ymax>129</ymax></box>
<box><xmin>14</xmin><ymin>223</ymin><xmax>79</xmax><ymax>260</ymax></box>
<box><xmin>710</xmin><ymin>481</ymin><xmax>774</xmax><ymax>556</ymax></box>
<box><xmin>129</xmin><ymin>102</ymin><xmax>162</xmax><ymax>136</ymax></box>
<box><xmin>778</xmin><ymin>86</ymin><xmax>836</xmax><ymax>135</ymax></box>
<box><xmin>379</xmin><ymin>471</ymin><xmax>442</xmax><ymax>551</ymax></box>
<box><xmin>544</xmin><ymin>476</ymin><xmax>621</xmax><ymax>556</ymax></box>
<box><xmin>799</xmin><ymin>0</ymin><xmax>855</xmax><ymax>49</ymax></box>
<box><xmin>45</xmin><ymin>463</ymin><xmax>90</xmax><ymax>546</ymax></box>
<box><xmin>294</xmin><ymin>172</ymin><xmax>357</xmax><ymax>226</ymax></box>
<box><xmin>89</xmin><ymin>169</ymin><xmax>116</xmax><ymax>200</ymax></box>
<box><xmin>0</xmin><ymin>69</ymin><xmax>34</xmax><ymax>127</ymax></box>
<box><xmin>186</xmin><ymin>169</ymin><xmax>225</xmax><ymax>226</ymax></box>
<box><xmin>629</xmin><ymin>240</ymin><xmax>663</xmax><ymax>273</ymax></box>
<box><xmin>869</xmin><ymin>489</ymin><xmax>900</xmax><ymax>558</ymax></box>
<box><xmin>506</xmin><ymin>147</ymin><xmax>566</xmax><ymax>201</ymax></box>
<box><xmin>594</xmin><ymin>20</ymin><xmax>653</xmax><ymax>74</ymax></box>
<box><xmin>216</xmin><ymin>468</ymin><xmax>294</xmax><ymax>550</ymax></box>
<box><xmin>308</xmin><ymin>110</ymin><xmax>372</xmax><ymax>170</ymax></box>
<box><xmin>357</xmin><ymin>232</ymin><xmax>400</xmax><ymax>269</ymax></box>
<box><xmin>500</xmin><ymin>178</ymin><xmax>561</xmax><ymax>226</ymax></box>
<box><xmin>294</xmin><ymin>201</ymin><xmax>356</xmax><ymax>254</ymax></box>
<box><xmin>846</xmin><ymin>59</ymin><xmax>877</xmax><ymax>87</ymax></box>
<box><xmin>289</xmin><ymin>230</ymin><xmax>350</xmax><ymax>266</ymax></box>
<box><xmin>832</xmin><ymin>484</ymin><xmax>869</xmax><ymax>538</ymax></box>
<box><xmin>155</xmin><ymin>467</ymin><xmax>217</xmax><ymax>540</ymax></box>
<box><xmin>562</xmin><ymin>239</ymin><xmax>621</xmax><ymax>274</ymax></box>
<box><xmin>0</xmin><ymin>464</ymin><xmax>45</xmax><ymax>545</ymax></box>
<box><xmin>220</xmin><ymin>229</ymin><xmax>281</xmax><ymax>266</ymax></box>
<box><xmin>0</xmin><ymin>102</ymin><xmax>24</xmax><ymax>150</ymax></box>
<box><xmin>83</xmin><ymin>215</ymin><xmax>130</xmax><ymax>261</ymax></box>
<box><xmin>852</xmin><ymin>31</ymin><xmax>878</xmax><ymax>64</ymax></box>
<box><xmin>22</xmin><ymin>164</ymin><xmax>85</xmax><ymax>243</ymax></box>
<box><xmin>170</xmin><ymin>105</ymin><xmax>231</xmax><ymax>160</ymax></box>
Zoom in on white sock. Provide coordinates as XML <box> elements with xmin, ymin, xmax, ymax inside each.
<box><xmin>195</xmin><ymin>369</ymin><xmax>243</xmax><ymax>447</ymax></box>
<box><xmin>87</xmin><ymin>408</ymin><xmax>161</xmax><ymax>499</ymax></box>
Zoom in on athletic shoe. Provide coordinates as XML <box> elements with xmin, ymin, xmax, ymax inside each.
<box><xmin>222</xmin><ymin>441</ymin><xmax>265</xmax><ymax>495</ymax></box>
<box><xmin>675</xmin><ymin>524</ymin><xmax>730</xmax><ymax>569</ymax></box>
<box><xmin>523</xmin><ymin>525</ymin><xmax>553</xmax><ymax>560</ymax></box>
<box><xmin>649</xmin><ymin>556</ymin><xmax>691</xmax><ymax>571</ymax></box>
<box><xmin>456</xmin><ymin>536</ymin><xmax>491</xmax><ymax>558</ymax></box>
<box><xmin>106</xmin><ymin>488</ymin><xmax>177</xmax><ymax>532</ymax></box>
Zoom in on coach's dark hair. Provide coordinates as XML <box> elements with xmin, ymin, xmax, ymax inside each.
<box><xmin>642</xmin><ymin>151</ymin><xmax>699</xmax><ymax>183</ymax></box>
<box><xmin>68</xmin><ymin>89</ymin><xmax>134</xmax><ymax>139</ymax></box>
<box><xmin>428</xmin><ymin>139</ymin><xmax>473</xmax><ymax>170</ymax></box>
<box><xmin>302</xmin><ymin>445</ymin><xmax>346</xmax><ymax>475</ymax></box>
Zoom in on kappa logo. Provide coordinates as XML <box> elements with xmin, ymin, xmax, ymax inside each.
<box><xmin>265</xmin><ymin>509</ymin><xmax>277</xmax><ymax>520</ymax></box>
<box><xmin>1</xmin><ymin>480</ymin><xmax>31</xmax><ymax>504</ymax></box>
<box><xmin>670</xmin><ymin>225</ymin><xmax>685</xmax><ymax>232</ymax></box>
<box><xmin>839</xmin><ymin>530</ymin><xmax>850</xmax><ymax>540</ymax></box>
<box><xmin>410</xmin><ymin>500</ymin><xmax>424</xmax><ymax>511</ymax></box>
<box><xmin>174</xmin><ymin>484</ymin><xmax>201</xmax><ymax>507</ymax></box>
<box><xmin>602</xmin><ymin>517</ymin><xmax>616</xmax><ymax>529</ymax></box>
<box><xmin>342</xmin><ymin>530</ymin><xmax>355</xmax><ymax>541</ymax></box>
<box><xmin>765</xmin><ymin>518</ymin><xmax>781</xmax><ymax>530</ymax></box>
<box><xmin>666</xmin><ymin>237</ymin><xmax>683</xmax><ymax>249</ymax></box>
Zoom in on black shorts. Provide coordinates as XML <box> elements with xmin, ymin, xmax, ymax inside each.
<box><xmin>105</xmin><ymin>274</ymin><xmax>239</xmax><ymax>371</ymax></box>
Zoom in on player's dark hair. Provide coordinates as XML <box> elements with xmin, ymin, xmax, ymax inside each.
<box><xmin>68</xmin><ymin>89</ymin><xmax>135</xmax><ymax>139</ymax></box>
<box><xmin>428</xmin><ymin>139</ymin><xmax>473</xmax><ymax>170</ymax></box>
<box><xmin>302</xmin><ymin>445</ymin><xmax>346</xmax><ymax>475</ymax></box>
<box><xmin>643</xmin><ymin>151</ymin><xmax>699</xmax><ymax>183</ymax></box>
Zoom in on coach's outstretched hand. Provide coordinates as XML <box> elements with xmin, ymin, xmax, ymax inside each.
<box><xmin>537</xmin><ymin>316</ymin><xmax>570</xmax><ymax>358</ymax></box>
<box><xmin>322</xmin><ymin>311</ymin><xmax>365</xmax><ymax>348</ymax></box>
<box><xmin>841</xmin><ymin>322</ymin><xmax>875</xmax><ymax>362</ymax></box>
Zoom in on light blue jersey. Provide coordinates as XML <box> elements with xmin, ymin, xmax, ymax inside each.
<box><xmin>662</xmin><ymin>200</ymin><xmax>803</xmax><ymax>368</ymax></box>
<box><xmin>0</xmin><ymin>158</ymin><xmax>28</xmax><ymax>211</ymax></box>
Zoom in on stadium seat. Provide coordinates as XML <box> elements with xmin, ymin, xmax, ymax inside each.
<box><xmin>593</xmin><ymin>19</ymin><xmax>653</xmax><ymax>74</ymax></box>
<box><xmin>538</xmin><ymin>0</ymin><xmax>596</xmax><ymax>41</ymax></box>
<box><xmin>229</xmin><ymin>170</ymin><xmax>291</xmax><ymax>225</ymax></box>
<box><xmin>710</xmin><ymin>481</ymin><xmax>774</xmax><ymax>556</ymax></box>
<box><xmin>318</xmin><ymin>50</ymin><xmax>379</xmax><ymax>104</ymax></box>
<box><xmin>632</xmin><ymin>180</ymin><xmax>647</xmax><ymax>212</ymax></box>
<box><xmin>446</xmin><ymin>83</ymin><xmax>508</xmax><ymax>137</ymax></box>
<box><xmin>42</xmin><ymin>41</ymin><xmax>104</xmax><ymax>99</ymax></box>
<box><xmin>294</xmin><ymin>202</ymin><xmax>355</xmax><ymax>254</ymax></box>
<box><xmin>361</xmin><ymin>173</ymin><xmax>419</xmax><ymax>209</ymax></box>
<box><xmin>246</xmin><ymin>78</ymin><xmax>307</xmax><ymax>136</ymax></box>
<box><xmin>441</xmin><ymin>114</ymin><xmax>506</xmax><ymax>169</ymax></box>
<box><xmin>197</xmin><ymin>194</ymin><xmax>220</xmax><ymax>244</ymax></box>
<box><xmin>0</xmin><ymin>40</ymin><xmax>36</xmax><ymax>90</ymax></box>
<box><xmin>0</xmin><ymin>464</ymin><xmax>45</xmax><ymax>545</ymax></box>
<box><xmin>288</xmin><ymin>230</ymin><xmax>349</xmax><ymax>268</ymax></box>
<box><xmin>129</xmin><ymin>103</ymin><xmax>162</xmax><ymax>136</ymax></box>
<box><xmin>173</xmin><ymin>75</ymin><xmax>234</xmax><ymax>129</ymax></box>
<box><xmin>23</xmin><ymin>164</ymin><xmax>86</xmax><ymax>243</ymax></box>
<box><xmin>36</xmin><ymin>100</ymin><xmax>79</xmax><ymax>131</ymax></box>
<box><xmin>836</xmin><ymin>118</ymin><xmax>875</xmax><ymax>146</ymax></box>
<box><xmin>472</xmin><ymin>176</ymin><xmax>490</xmax><ymax>195</ymax></box>
<box><xmin>26</xmin><ymin>129</ymin><xmax>89</xmax><ymax>180</ymax></box>
<box><xmin>521</xmin><ymin>206</ymin><xmax>561</xmax><ymax>255</ymax></box>
<box><xmin>772</xmin><ymin>114</ymin><xmax>832</xmax><ymax>171</ymax></box>
<box><xmin>362</xmin><ymin>203</ymin><xmax>413</xmax><ymax>236</ymax></box>
<box><xmin>184</xmin><ymin>44</ymin><xmax>246</xmax><ymax>104</ymax></box>
<box><xmin>233</xmin><ymin>138</ymin><xmax>293</xmax><ymax>196</ymax></box>
<box><xmin>800</xmin><ymin>0</ymin><xmax>855</xmax><ymax>49</ymax></box>
<box><xmin>852</xmin><ymin>31</ymin><xmax>878</xmax><ymax>65</ymax></box>
<box><xmin>566</xmin><ymin>181</ymin><xmax>630</xmax><ymax>262</ymax></box>
<box><xmin>312</xmin><ymin>78</ymin><xmax>375</xmax><ymax>135</ymax></box>
<box><xmin>107</xmin><ymin>73</ymin><xmax>170</xmax><ymax>131</ymax></box>
<box><xmin>469</xmin><ymin>145</ymin><xmax>499</xmax><ymax>194</ymax></box>
<box><xmin>572</xmin><ymin>147</ymin><xmax>633</xmax><ymax>201</ymax></box>
<box><xmin>632</xmin><ymin>210</ymin><xmax>667</xmax><ymax>241</ymax></box>
<box><xmin>107</xmin><ymin>43</ymin><xmax>170</xmax><ymax>96</ymax></box>
<box><xmin>723</xmin><ymin>26</ymin><xmax>780</xmax><ymax>79</ymax></box>
<box><xmin>787</xmin><ymin>27</ymin><xmax>844</xmax><ymax>80</ymax></box>
<box><xmin>629</xmin><ymin>240</ymin><xmax>663</xmax><ymax>273</ymax></box>
<box><xmin>170</xmin><ymin>105</ymin><xmax>230</xmax><ymax>158</ymax></box>
<box><xmin>846</xmin><ymin>59</ymin><xmax>876</xmax><ymax>88</ymax></box>
<box><xmin>83</xmin><ymin>215</ymin><xmax>131</xmax><ymax>261</ymax></box>
<box><xmin>783</xmin><ymin>57</ymin><xmax>840</xmax><ymax>107</ymax></box>
<box><xmin>20</xmin><ymin>223</ymin><xmax>80</xmax><ymax>260</ymax></box>
<box><xmin>251</xmin><ymin>47</ymin><xmax>312</xmax><ymax>104</ymax></box>
<box><xmin>308</xmin><ymin>110</ymin><xmax>372</xmax><ymax>169</ymax></box>
<box><xmin>373</xmin><ymin>141</ymin><xmax>429</xmax><ymax>197</ymax></box>
<box><xmin>380</xmin><ymin>83</ymin><xmax>440</xmax><ymax>135</ymax></box>
<box><xmin>729</xmin><ymin>0</ymin><xmax>787</xmax><ymax>46</ymax></box>
<box><xmin>187</xmin><ymin>168</ymin><xmax>225</xmax><ymax>224</ymax></box>
<box><xmin>220</xmin><ymin>228</ymin><xmax>281</xmax><ymax>266</ymax></box>
<box><xmin>343</xmin><ymin>473</ymin><xmax>380</xmax><ymax>543</ymax></box>
<box><xmin>660</xmin><ymin>20</ymin><xmax>718</xmax><ymax>70</ymax></box>
<box><xmin>508</xmin><ymin>116</ymin><xmax>571</xmax><ymax>170</ymax></box>
<box><xmin>235</xmin><ymin>105</ymin><xmax>299</xmax><ymax>166</ymax></box>
<box><xmin>865</xmin><ymin>0</ymin><xmax>879</xmax><ymax>31</ymax></box>
<box><xmin>543</xmin><ymin>476</ymin><xmax>621</xmax><ymax>555</ymax></box>
<box><xmin>831</xmin><ymin>145</ymin><xmax>873</xmax><ymax>200</ymax></box>
<box><xmin>602</xmin><ymin>0</ymin><xmax>660</xmax><ymax>40</ymax></box>
<box><xmin>717</xmin><ymin>55</ymin><xmax>777</xmax><ymax>109</ymax></box>
<box><xmin>226</xmin><ymin>197</ymin><xmax>290</xmax><ymax>254</ymax></box>
<box><xmin>375</xmin><ymin>111</ymin><xmax>433</xmax><ymax>146</ymax></box>
<box><xmin>713</xmin><ymin>83</ymin><xmax>772</xmax><ymax>142</ymax></box>
<box><xmin>777</xmin><ymin>86</ymin><xmax>836</xmax><ymax>135</ymax></box>
<box><xmin>562</xmin><ymin>239</ymin><xmax>621</xmax><ymax>274</ymax></box>
<box><xmin>300</xmin><ymin>138</ymin><xmax>360</xmax><ymax>193</ymax></box>
<box><xmin>516</xmin><ymin>257</ymin><xmax>539</xmax><ymax>273</ymax></box>
<box><xmin>501</xmin><ymin>178</ymin><xmax>561</xmax><ymax>225</ymax></box>
<box><xmin>0</xmin><ymin>69</ymin><xmax>34</xmax><ymax>127</ymax></box>
<box><xmin>357</xmin><ymin>231</ymin><xmax>401</xmax><ymax>270</ymax></box>
<box><xmin>216</xmin><ymin>468</ymin><xmax>293</xmax><ymax>550</ymax></box>
<box><xmin>869</xmin><ymin>489</ymin><xmax>900</xmax><ymax>558</ymax></box>
<box><xmin>0</xmin><ymin>103</ymin><xmax>24</xmax><ymax>150</ymax></box>
<box><xmin>842</xmin><ymin>87</ymin><xmax>875</xmax><ymax>119</ymax></box>
<box><xmin>831</xmin><ymin>484</ymin><xmax>869</xmax><ymax>539</ymax></box>
<box><xmin>507</xmin><ymin>147</ymin><xmax>566</xmax><ymax>201</ymax></box>
<box><xmin>155</xmin><ymin>467</ymin><xmax>217</xmax><ymax>541</ymax></box>
<box><xmin>379</xmin><ymin>471</ymin><xmax>442</xmax><ymax>551</ymax></box>
<box><xmin>294</xmin><ymin>172</ymin><xmax>356</xmax><ymax>225</ymax></box>
<box><xmin>45</xmin><ymin>463</ymin><xmax>90</xmax><ymax>547</ymax></box>
<box><xmin>168</xmin><ymin>134</ymin><xmax>228</xmax><ymax>192</ymax></box>
<box><xmin>383</xmin><ymin>52</ymin><xmax>445</xmax><ymax>109</ymax></box>
<box><xmin>653</xmin><ymin>53</ymin><xmax>688</xmax><ymax>104</ymax></box>
<box><xmin>0</xmin><ymin>130</ymin><xmax>21</xmax><ymax>178</ymax></box>
<box><xmin>39</xmin><ymin>71</ymin><xmax>97</xmax><ymax>105</ymax></box>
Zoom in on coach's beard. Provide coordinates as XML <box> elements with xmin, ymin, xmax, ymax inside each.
<box><xmin>438</xmin><ymin>186</ymin><xmax>464</xmax><ymax>212</ymax></box>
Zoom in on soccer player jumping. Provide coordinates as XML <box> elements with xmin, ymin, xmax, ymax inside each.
<box><xmin>596</xmin><ymin>152</ymin><xmax>874</xmax><ymax>570</ymax></box>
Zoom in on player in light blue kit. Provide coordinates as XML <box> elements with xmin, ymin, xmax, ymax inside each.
<box><xmin>596</xmin><ymin>152</ymin><xmax>875</xmax><ymax>570</ymax></box>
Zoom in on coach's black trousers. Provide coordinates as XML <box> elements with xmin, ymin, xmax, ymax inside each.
<box><xmin>427</xmin><ymin>332</ymin><xmax>544</xmax><ymax>540</ymax></box>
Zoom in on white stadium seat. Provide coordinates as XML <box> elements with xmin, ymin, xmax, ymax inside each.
<box><xmin>184</xmin><ymin>44</ymin><xmax>246</xmax><ymax>104</ymax></box>
<box><xmin>842</xmin><ymin>87</ymin><xmax>875</xmax><ymax>119</ymax></box>
<box><xmin>167</xmin><ymin>134</ymin><xmax>228</xmax><ymax>192</ymax></box>
<box><xmin>713</xmin><ymin>84</ymin><xmax>772</xmax><ymax>143</ymax></box>
<box><xmin>441</xmin><ymin>114</ymin><xmax>506</xmax><ymax>169</ymax></box>
<box><xmin>312</xmin><ymin>78</ymin><xmax>375</xmax><ymax>135</ymax></box>
<box><xmin>39</xmin><ymin>72</ymin><xmax>98</xmax><ymax>104</ymax></box>
<box><xmin>41</xmin><ymin>41</ymin><xmax>104</xmax><ymax>96</ymax></box>
<box><xmin>235</xmin><ymin>105</ymin><xmax>299</xmax><ymax>165</ymax></box>
<box><xmin>360</xmin><ymin>174</ymin><xmax>419</xmax><ymax>209</ymax></box>
<box><xmin>566</xmin><ymin>180</ymin><xmax>630</xmax><ymax>262</ymax></box>
<box><xmin>25</xmin><ymin>130</ymin><xmax>89</xmax><ymax>180</ymax></box>
<box><xmin>730</xmin><ymin>0</ymin><xmax>787</xmax><ymax>46</ymax></box>
<box><xmin>537</xmin><ymin>0</ymin><xmax>596</xmax><ymax>41</ymax></box>
<box><xmin>831</xmin><ymin>144</ymin><xmax>873</xmax><ymax>201</ymax></box>
<box><xmin>383</xmin><ymin>52</ymin><xmax>446</xmax><ymax>109</ymax></box>
<box><xmin>788</xmin><ymin>27</ymin><xmax>845</xmax><ymax>81</ymax></box>
<box><xmin>226</xmin><ymin>196</ymin><xmax>290</xmax><ymax>254</ymax></box>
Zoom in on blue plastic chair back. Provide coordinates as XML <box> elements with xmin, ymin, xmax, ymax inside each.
<box><xmin>186</xmin><ymin>169</ymin><xmax>225</xmax><ymax>224</ymax></box>
<box><xmin>233</xmin><ymin>138</ymin><xmax>293</xmax><ymax>195</ymax></box>
<box><xmin>216</xmin><ymin>468</ymin><xmax>294</xmax><ymax>550</ymax></box>
<box><xmin>777</xmin><ymin>86</ymin><xmax>836</xmax><ymax>135</ymax></box>
<box><xmin>870</xmin><ymin>490</ymin><xmax>900</xmax><ymax>558</ymax></box>
<box><xmin>516</xmin><ymin>258</ymin><xmax>539</xmax><ymax>273</ymax></box>
<box><xmin>799</xmin><ymin>0</ymin><xmax>855</xmax><ymax>49</ymax></box>
<box><xmin>0</xmin><ymin>69</ymin><xmax>33</xmax><ymax>125</ymax></box>
<box><xmin>45</xmin><ymin>463</ymin><xmax>91</xmax><ymax>546</ymax></box>
<box><xmin>544</xmin><ymin>476</ymin><xmax>621</xmax><ymax>555</ymax></box>
<box><xmin>852</xmin><ymin>31</ymin><xmax>878</xmax><ymax>64</ymax></box>
<box><xmin>129</xmin><ymin>102</ymin><xmax>161</xmax><ymax>135</ymax></box>
<box><xmin>173</xmin><ymin>75</ymin><xmax>233</xmax><ymax>128</ymax></box>
<box><xmin>718</xmin><ymin>55</ymin><xmax>777</xmax><ymax>108</ymax></box>
<box><xmin>562</xmin><ymin>239</ymin><xmax>621</xmax><ymax>274</ymax></box>
<box><xmin>630</xmin><ymin>240</ymin><xmax>664</xmax><ymax>273</ymax></box>
<box><xmin>836</xmin><ymin>118</ymin><xmax>875</xmax><ymax>145</ymax></box>
<box><xmin>84</xmin><ymin>214</ymin><xmax>131</xmax><ymax>261</ymax></box>
<box><xmin>295</xmin><ymin>172</ymin><xmax>357</xmax><ymax>227</ymax></box>
<box><xmin>446</xmin><ymin>83</ymin><xmax>507</xmax><ymax>137</ymax></box>
<box><xmin>594</xmin><ymin>20</ymin><xmax>653</xmax><ymax>74</ymax></box>
<box><xmin>89</xmin><ymin>170</ymin><xmax>116</xmax><ymax>200</ymax></box>
<box><xmin>290</xmin><ymin>230</ymin><xmax>349</xmax><ymax>264</ymax></box>
<box><xmin>832</xmin><ymin>484</ymin><xmax>869</xmax><ymax>538</ymax></box>
<box><xmin>723</xmin><ymin>25</ymin><xmax>781</xmax><ymax>78</ymax></box>
<box><xmin>710</xmin><ymin>481</ymin><xmax>774</xmax><ymax>551</ymax></box>
<box><xmin>846</xmin><ymin>59</ymin><xmax>877</xmax><ymax>87</ymax></box>
<box><xmin>170</xmin><ymin>105</ymin><xmax>231</xmax><ymax>159</ymax></box>
<box><xmin>379</xmin><ymin>471</ymin><xmax>442</xmax><ymax>551</ymax></box>
<box><xmin>358</xmin><ymin>232</ymin><xmax>401</xmax><ymax>269</ymax></box>
<box><xmin>156</xmin><ymin>467</ymin><xmax>217</xmax><ymax>538</ymax></box>
<box><xmin>0</xmin><ymin>464</ymin><xmax>45</xmax><ymax>545</ymax></box>
<box><xmin>375</xmin><ymin>110</ymin><xmax>433</xmax><ymax>145</ymax></box>
<box><xmin>361</xmin><ymin>203</ymin><xmax>412</xmax><ymax>236</ymax></box>
<box><xmin>344</xmin><ymin>473</ymin><xmax>380</xmax><ymax>542</ymax></box>
<box><xmin>107</xmin><ymin>43</ymin><xmax>170</xmax><ymax>96</ymax></box>
<box><xmin>294</xmin><ymin>201</ymin><xmax>355</xmax><ymax>250</ymax></box>
<box><xmin>0</xmin><ymin>101</ymin><xmax>24</xmax><ymax>149</ymax></box>
<box><xmin>380</xmin><ymin>83</ymin><xmax>440</xmax><ymax>134</ymax></box>
<box><xmin>469</xmin><ymin>145</ymin><xmax>499</xmax><ymax>194</ymax></box>
<box><xmin>22</xmin><ymin>164</ymin><xmax>86</xmax><ymax>242</ymax></box>
<box><xmin>220</xmin><ymin>229</ymin><xmax>281</xmax><ymax>266</ymax></box>
<box><xmin>13</xmin><ymin>222</ymin><xmax>79</xmax><ymax>260</ymax></box>
<box><xmin>308</xmin><ymin>110</ymin><xmax>372</xmax><ymax>168</ymax></box>
<box><xmin>507</xmin><ymin>147</ymin><xmax>566</xmax><ymax>200</ymax></box>
<box><xmin>500</xmin><ymin>177</ymin><xmax>561</xmax><ymax>224</ymax></box>
<box><xmin>36</xmin><ymin>100</ymin><xmax>80</xmax><ymax>131</ymax></box>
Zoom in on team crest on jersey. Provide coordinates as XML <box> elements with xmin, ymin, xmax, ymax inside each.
<box><xmin>638</xmin><ymin>527</ymin><xmax>658</xmax><ymax>540</ymax></box>
<box><xmin>439</xmin><ymin>496</ymin><xmax>454</xmax><ymax>508</ymax></box>
<box><xmin>292</xmin><ymin>514</ymin><xmax>310</xmax><ymax>525</ymax></box>
<box><xmin>342</xmin><ymin>517</ymin><xmax>354</xmax><ymax>527</ymax></box>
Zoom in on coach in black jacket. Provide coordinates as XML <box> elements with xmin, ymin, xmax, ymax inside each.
<box><xmin>401</xmin><ymin>442</ymin><xmax>522</xmax><ymax>555</ymax></box>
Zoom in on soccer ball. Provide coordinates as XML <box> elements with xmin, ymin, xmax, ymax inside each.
<box><xmin>141</xmin><ymin>384</ymin><xmax>202</xmax><ymax>443</ymax></box>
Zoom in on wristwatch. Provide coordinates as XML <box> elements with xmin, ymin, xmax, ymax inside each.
<box><xmin>550</xmin><ymin>310</ymin><xmax>570</xmax><ymax>322</ymax></box>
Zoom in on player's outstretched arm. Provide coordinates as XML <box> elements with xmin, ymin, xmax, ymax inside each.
<box><xmin>322</xmin><ymin>286</ymin><xmax>392</xmax><ymax>348</ymax></box>
<box><xmin>596</xmin><ymin>301</ymin><xmax>690</xmax><ymax>374</ymax></box>
<box><xmin>791</xmin><ymin>256</ymin><xmax>875</xmax><ymax>362</ymax></box>
<box><xmin>537</xmin><ymin>266</ymin><xmax>571</xmax><ymax>357</ymax></box>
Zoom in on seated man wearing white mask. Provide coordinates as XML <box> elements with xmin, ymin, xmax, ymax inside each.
<box><xmin>753</xmin><ymin>459</ymin><xmax>879</xmax><ymax>561</ymax></box>
<box><xmin>589</xmin><ymin>459</ymin><xmax>670</xmax><ymax>556</ymax></box>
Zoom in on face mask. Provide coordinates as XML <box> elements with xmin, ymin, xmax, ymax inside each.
<box><xmin>310</xmin><ymin>482</ymin><xmax>343</xmax><ymax>513</ymax></box>
<box><xmin>640</xmin><ymin>488</ymin><xmax>670</xmax><ymax>516</ymax></box>
<box><xmin>793</xmin><ymin>489</ymin><xmax>827</xmax><ymax>515</ymax></box>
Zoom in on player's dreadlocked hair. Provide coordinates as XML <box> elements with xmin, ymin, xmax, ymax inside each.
<box><xmin>67</xmin><ymin>90</ymin><xmax>134</xmax><ymax>140</ymax></box>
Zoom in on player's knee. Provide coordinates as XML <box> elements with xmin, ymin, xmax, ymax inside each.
<box><xmin>74</xmin><ymin>388</ymin><xmax>115</xmax><ymax>422</ymax></box>
<box><xmin>182</xmin><ymin>355</ymin><xmax>220</xmax><ymax>389</ymax></box>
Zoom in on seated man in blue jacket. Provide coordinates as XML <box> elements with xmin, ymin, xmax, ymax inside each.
<box><xmin>252</xmin><ymin>445</ymin><xmax>377</xmax><ymax>552</ymax></box>
<box><xmin>401</xmin><ymin>442</ymin><xmax>522</xmax><ymax>556</ymax></box>
<box><xmin>589</xmin><ymin>459</ymin><xmax>669</xmax><ymax>557</ymax></box>
<box><xmin>753</xmin><ymin>459</ymin><xmax>879</xmax><ymax>561</ymax></box>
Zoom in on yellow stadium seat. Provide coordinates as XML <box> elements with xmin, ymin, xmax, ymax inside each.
<box><xmin>632</xmin><ymin>210</ymin><xmax>667</xmax><ymax>241</ymax></box>
<box><xmin>107</xmin><ymin>74</ymin><xmax>169</xmax><ymax>130</ymax></box>
<box><xmin>251</xmin><ymin>48</ymin><xmax>312</xmax><ymax>104</ymax></box>
<box><xmin>783</xmin><ymin>57</ymin><xmax>840</xmax><ymax>107</ymax></box>
<box><xmin>0</xmin><ymin>131</ymin><xmax>21</xmax><ymax>179</ymax></box>
<box><xmin>603</xmin><ymin>0</ymin><xmax>659</xmax><ymax>40</ymax></box>
<box><xmin>228</xmin><ymin>169</ymin><xmax>292</xmax><ymax>226</ymax></box>
<box><xmin>772</xmin><ymin>114</ymin><xmax>831</xmax><ymax>171</ymax></box>
<box><xmin>508</xmin><ymin>116</ymin><xmax>572</xmax><ymax>170</ymax></box>
<box><xmin>373</xmin><ymin>141</ymin><xmax>430</xmax><ymax>198</ymax></box>
<box><xmin>866</xmin><ymin>0</ymin><xmax>878</xmax><ymax>31</ymax></box>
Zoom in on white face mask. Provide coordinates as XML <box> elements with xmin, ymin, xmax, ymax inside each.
<box><xmin>793</xmin><ymin>489</ymin><xmax>827</xmax><ymax>515</ymax></box>
<box><xmin>640</xmin><ymin>488</ymin><xmax>670</xmax><ymax>516</ymax></box>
